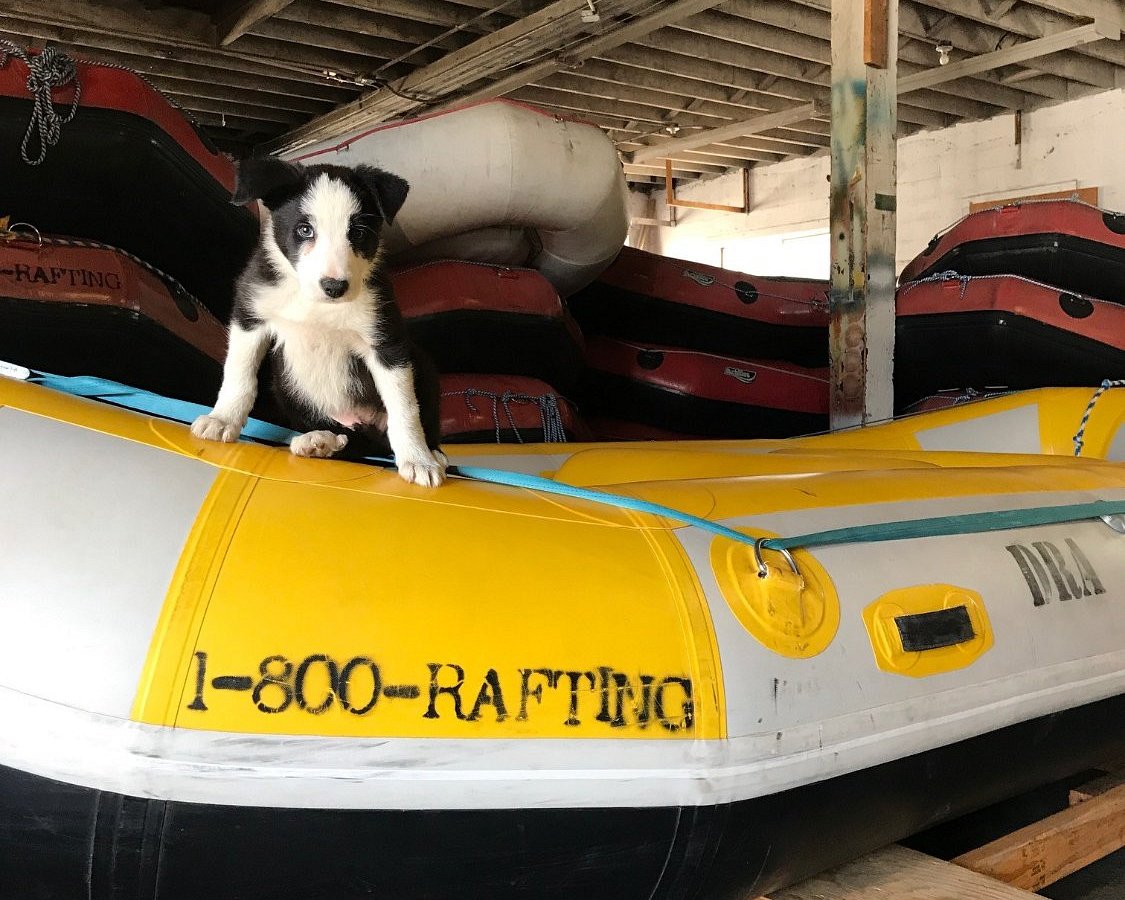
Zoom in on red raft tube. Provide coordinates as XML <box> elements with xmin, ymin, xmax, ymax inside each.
<box><xmin>0</xmin><ymin>45</ymin><xmax>257</xmax><ymax>318</ymax></box>
<box><xmin>894</xmin><ymin>272</ymin><xmax>1125</xmax><ymax>411</ymax></box>
<box><xmin>0</xmin><ymin>233</ymin><xmax>226</xmax><ymax>403</ymax></box>
<box><xmin>439</xmin><ymin>374</ymin><xmax>590</xmax><ymax>444</ymax></box>
<box><xmin>567</xmin><ymin>246</ymin><xmax>829</xmax><ymax>367</ymax></box>
<box><xmin>579</xmin><ymin>336</ymin><xmax>829</xmax><ymax>439</ymax></box>
<box><xmin>393</xmin><ymin>260</ymin><xmax>586</xmax><ymax>392</ymax></box>
<box><xmin>899</xmin><ymin>199</ymin><xmax>1125</xmax><ymax>303</ymax></box>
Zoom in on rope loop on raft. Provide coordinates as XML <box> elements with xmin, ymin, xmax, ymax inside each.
<box><xmin>1073</xmin><ymin>379</ymin><xmax>1125</xmax><ymax>456</ymax></box>
<box><xmin>0</xmin><ymin>40</ymin><xmax>82</xmax><ymax>166</ymax></box>
<box><xmin>442</xmin><ymin>388</ymin><xmax>568</xmax><ymax>444</ymax></box>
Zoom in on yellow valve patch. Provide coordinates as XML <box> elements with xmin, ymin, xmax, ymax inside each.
<box><xmin>863</xmin><ymin>584</ymin><xmax>994</xmax><ymax>677</ymax></box>
<box><xmin>710</xmin><ymin>530</ymin><xmax>840</xmax><ymax>658</ymax></box>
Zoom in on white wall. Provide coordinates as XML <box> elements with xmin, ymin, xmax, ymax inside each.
<box><xmin>646</xmin><ymin>88</ymin><xmax>1125</xmax><ymax>278</ymax></box>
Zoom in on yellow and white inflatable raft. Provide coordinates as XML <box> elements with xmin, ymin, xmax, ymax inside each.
<box><xmin>1</xmin><ymin>374</ymin><xmax>1124</xmax><ymax>899</ymax></box>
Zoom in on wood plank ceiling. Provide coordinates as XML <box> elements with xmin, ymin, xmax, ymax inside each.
<box><xmin>1</xmin><ymin>0</ymin><xmax>1122</xmax><ymax>188</ymax></box>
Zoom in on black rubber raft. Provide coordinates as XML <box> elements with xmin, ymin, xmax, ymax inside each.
<box><xmin>894</xmin><ymin>273</ymin><xmax>1125</xmax><ymax>411</ymax></box>
<box><xmin>899</xmin><ymin>199</ymin><xmax>1125</xmax><ymax>304</ymax></box>
<box><xmin>0</xmin><ymin>235</ymin><xmax>224</xmax><ymax>403</ymax></box>
<box><xmin>0</xmin><ymin>48</ymin><xmax>257</xmax><ymax>318</ymax></box>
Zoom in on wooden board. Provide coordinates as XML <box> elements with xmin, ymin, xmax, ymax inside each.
<box><xmin>952</xmin><ymin>782</ymin><xmax>1125</xmax><ymax>891</ymax></box>
<box><xmin>763</xmin><ymin>844</ymin><xmax>1039</xmax><ymax>900</ymax></box>
<box><xmin>969</xmin><ymin>186</ymin><xmax>1099</xmax><ymax>212</ymax></box>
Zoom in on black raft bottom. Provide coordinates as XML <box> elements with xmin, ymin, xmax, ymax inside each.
<box><xmin>894</xmin><ymin>311</ymin><xmax>1125</xmax><ymax>411</ymax></box>
<box><xmin>578</xmin><ymin>371</ymin><xmax>827</xmax><ymax>439</ymax></box>
<box><xmin>0</xmin><ymin>300</ymin><xmax>222</xmax><ymax>405</ymax></box>
<box><xmin>1</xmin><ymin>693</ymin><xmax>1123</xmax><ymax>899</ymax></box>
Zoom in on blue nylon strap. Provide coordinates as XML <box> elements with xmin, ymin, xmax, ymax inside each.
<box><xmin>447</xmin><ymin>464</ymin><xmax>756</xmax><ymax>545</ymax></box>
<box><xmin>29</xmin><ymin>372</ymin><xmax>299</xmax><ymax>444</ymax></box>
<box><xmin>20</xmin><ymin>370</ymin><xmax>1125</xmax><ymax>554</ymax></box>
<box><xmin>762</xmin><ymin>501</ymin><xmax>1125</xmax><ymax>553</ymax></box>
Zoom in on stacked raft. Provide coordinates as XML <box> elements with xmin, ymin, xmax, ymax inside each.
<box><xmin>568</xmin><ymin>246</ymin><xmax>831</xmax><ymax>440</ymax></box>
<box><xmin>896</xmin><ymin>199</ymin><xmax>1125</xmax><ymax>410</ymax></box>
<box><xmin>0</xmin><ymin>46</ymin><xmax>256</xmax><ymax>402</ymax></box>
<box><xmin>392</xmin><ymin>259</ymin><xmax>592</xmax><ymax>443</ymax></box>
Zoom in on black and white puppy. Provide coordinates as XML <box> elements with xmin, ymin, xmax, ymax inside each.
<box><xmin>191</xmin><ymin>158</ymin><xmax>446</xmax><ymax>487</ymax></box>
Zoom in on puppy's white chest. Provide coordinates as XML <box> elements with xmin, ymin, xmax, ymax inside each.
<box><xmin>271</xmin><ymin>319</ymin><xmax>370</xmax><ymax>416</ymax></box>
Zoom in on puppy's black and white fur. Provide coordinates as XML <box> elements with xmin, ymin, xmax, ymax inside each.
<box><xmin>192</xmin><ymin>158</ymin><xmax>446</xmax><ymax>487</ymax></box>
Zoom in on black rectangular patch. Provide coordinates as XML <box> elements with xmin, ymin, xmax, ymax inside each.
<box><xmin>895</xmin><ymin>606</ymin><xmax>975</xmax><ymax>652</ymax></box>
<box><xmin>874</xmin><ymin>192</ymin><xmax>897</xmax><ymax>212</ymax></box>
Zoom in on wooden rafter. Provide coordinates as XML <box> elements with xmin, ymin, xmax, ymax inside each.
<box><xmin>899</xmin><ymin>19</ymin><xmax>1120</xmax><ymax>93</ymax></box>
<box><xmin>260</xmin><ymin>0</ymin><xmax>729</xmax><ymax>154</ymax></box>
<box><xmin>216</xmin><ymin>0</ymin><xmax>299</xmax><ymax>47</ymax></box>
<box><xmin>630</xmin><ymin>102</ymin><xmax>825</xmax><ymax>164</ymax></box>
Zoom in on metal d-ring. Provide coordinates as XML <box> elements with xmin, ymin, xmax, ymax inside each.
<box><xmin>1</xmin><ymin>221</ymin><xmax>42</xmax><ymax>248</ymax></box>
<box><xmin>754</xmin><ymin>538</ymin><xmax>801</xmax><ymax>579</ymax></box>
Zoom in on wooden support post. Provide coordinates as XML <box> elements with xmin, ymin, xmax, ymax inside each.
<box><xmin>829</xmin><ymin>0</ymin><xmax>898</xmax><ymax>430</ymax></box>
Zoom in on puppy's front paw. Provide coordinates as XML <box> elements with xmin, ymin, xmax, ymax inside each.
<box><xmin>397</xmin><ymin>449</ymin><xmax>447</xmax><ymax>487</ymax></box>
<box><xmin>191</xmin><ymin>414</ymin><xmax>243</xmax><ymax>443</ymax></box>
<box><xmin>290</xmin><ymin>430</ymin><xmax>348</xmax><ymax>458</ymax></box>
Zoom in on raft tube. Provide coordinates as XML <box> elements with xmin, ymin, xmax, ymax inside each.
<box><xmin>1</xmin><ymin>376</ymin><xmax>1124</xmax><ymax>899</ymax></box>
<box><xmin>3</xmin><ymin>376</ymin><xmax>1125</xmax><ymax>896</ymax></box>
<box><xmin>568</xmin><ymin>246</ymin><xmax>830</xmax><ymax>366</ymax></box>
<box><xmin>895</xmin><ymin>272</ymin><xmax>1125</xmax><ymax>410</ymax></box>
<box><xmin>0</xmin><ymin>234</ymin><xmax>225</xmax><ymax>402</ymax></box>
<box><xmin>0</xmin><ymin>46</ymin><xmax>257</xmax><ymax>318</ymax></box>
<box><xmin>394</xmin><ymin>259</ymin><xmax>585</xmax><ymax>392</ymax></box>
<box><xmin>899</xmin><ymin>199</ymin><xmax>1125</xmax><ymax>302</ymax></box>
<box><xmin>294</xmin><ymin>99</ymin><xmax>629</xmax><ymax>297</ymax></box>
<box><xmin>439</xmin><ymin>373</ymin><xmax>589</xmax><ymax>443</ymax></box>
<box><xmin>579</xmin><ymin>336</ymin><xmax>829</xmax><ymax>438</ymax></box>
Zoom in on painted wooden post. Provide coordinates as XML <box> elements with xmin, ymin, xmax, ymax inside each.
<box><xmin>829</xmin><ymin>0</ymin><xmax>898</xmax><ymax>429</ymax></box>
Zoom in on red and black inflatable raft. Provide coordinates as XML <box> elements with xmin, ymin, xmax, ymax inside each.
<box><xmin>439</xmin><ymin>374</ymin><xmax>590</xmax><ymax>444</ymax></box>
<box><xmin>567</xmin><ymin>246</ymin><xmax>829</xmax><ymax>367</ymax></box>
<box><xmin>0</xmin><ymin>46</ymin><xmax>257</xmax><ymax>317</ymax></box>
<box><xmin>0</xmin><ymin>234</ymin><xmax>225</xmax><ymax>403</ymax></box>
<box><xmin>579</xmin><ymin>337</ymin><xmax>829</xmax><ymax>439</ymax></box>
<box><xmin>394</xmin><ymin>260</ymin><xmax>586</xmax><ymax>392</ymax></box>
<box><xmin>894</xmin><ymin>272</ymin><xmax>1125</xmax><ymax>410</ymax></box>
<box><xmin>899</xmin><ymin>200</ymin><xmax>1125</xmax><ymax>303</ymax></box>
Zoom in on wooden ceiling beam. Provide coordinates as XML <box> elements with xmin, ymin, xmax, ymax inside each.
<box><xmin>899</xmin><ymin>21</ymin><xmax>1119</xmax><ymax>93</ymax></box>
<box><xmin>259</xmin><ymin>0</ymin><xmax>614</xmax><ymax>152</ymax></box>
<box><xmin>261</xmin><ymin>0</ymin><xmax>731</xmax><ymax>153</ymax></box>
<box><xmin>630</xmin><ymin>102</ymin><xmax>824</xmax><ymax>163</ymax></box>
<box><xmin>0</xmin><ymin>18</ymin><xmax>336</xmax><ymax>97</ymax></box>
<box><xmin>216</xmin><ymin>0</ymin><xmax>298</xmax><ymax>47</ymax></box>
<box><xmin>0</xmin><ymin>0</ymin><xmax>390</xmax><ymax>82</ymax></box>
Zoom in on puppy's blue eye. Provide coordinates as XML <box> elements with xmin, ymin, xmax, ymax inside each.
<box><xmin>295</xmin><ymin>222</ymin><xmax>314</xmax><ymax>240</ymax></box>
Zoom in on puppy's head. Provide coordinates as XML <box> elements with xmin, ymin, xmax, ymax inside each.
<box><xmin>233</xmin><ymin>158</ymin><xmax>409</xmax><ymax>303</ymax></box>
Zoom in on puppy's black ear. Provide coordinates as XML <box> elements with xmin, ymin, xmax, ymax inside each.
<box><xmin>355</xmin><ymin>165</ymin><xmax>410</xmax><ymax>223</ymax></box>
<box><xmin>232</xmin><ymin>157</ymin><xmax>304</xmax><ymax>208</ymax></box>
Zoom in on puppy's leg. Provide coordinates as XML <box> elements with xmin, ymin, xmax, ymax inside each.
<box><xmin>290</xmin><ymin>430</ymin><xmax>349</xmax><ymax>458</ymax></box>
<box><xmin>192</xmin><ymin>323</ymin><xmax>269</xmax><ymax>443</ymax></box>
<box><xmin>362</xmin><ymin>352</ymin><xmax>446</xmax><ymax>487</ymax></box>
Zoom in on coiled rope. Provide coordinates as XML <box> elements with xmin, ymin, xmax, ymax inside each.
<box><xmin>443</xmin><ymin>388</ymin><xmax>569</xmax><ymax>443</ymax></box>
<box><xmin>0</xmin><ymin>40</ymin><xmax>82</xmax><ymax>166</ymax></box>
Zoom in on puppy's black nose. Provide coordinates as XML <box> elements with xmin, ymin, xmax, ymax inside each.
<box><xmin>320</xmin><ymin>277</ymin><xmax>349</xmax><ymax>298</ymax></box>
